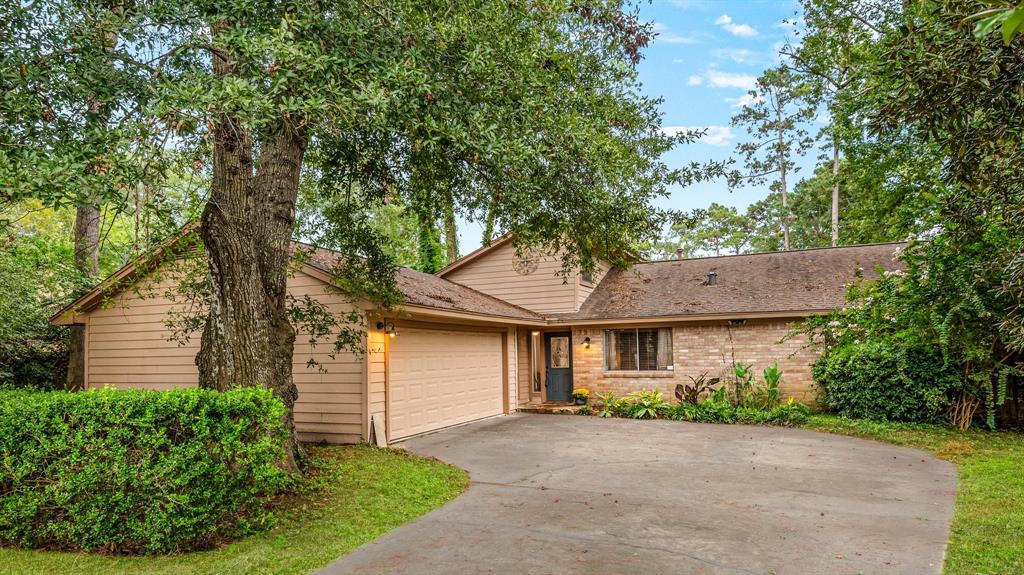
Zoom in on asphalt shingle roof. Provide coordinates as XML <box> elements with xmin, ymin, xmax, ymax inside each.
<box><xmin>552</xmin><ymin>242</ymin><xmax>906</xmax><ymax>321</ymax></box>
<box><xmin>305</xmin><ymin>247</ymin><xmax>544</xmax><ymax>321</ymax></box>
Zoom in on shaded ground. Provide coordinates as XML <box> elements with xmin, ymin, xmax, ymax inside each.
<box><xmin>319</xmin><ymin>414</ymin><xmax>956</xmax><ymax>575</ymax></box>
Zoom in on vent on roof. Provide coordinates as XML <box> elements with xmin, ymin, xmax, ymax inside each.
<box><xmin>706</xmin><ymin>271</ymin><xmax>718</xmax><ymax>286</ymax></box>
<box><xmin>676</xmin><ymin>248</ymin><xmax>685</xmax><ymax>260</ymax></box>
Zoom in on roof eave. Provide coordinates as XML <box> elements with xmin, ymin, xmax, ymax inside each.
<box><xmin>548</xmin><ymin>308</ymin><xmax>831</xmax><ymax>325</ymax></box>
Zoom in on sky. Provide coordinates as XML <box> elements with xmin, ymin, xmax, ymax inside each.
<box><xmin>456</xmin><ymin>0</ymin><xmax>812</xmax><ymax>255</ymax></box>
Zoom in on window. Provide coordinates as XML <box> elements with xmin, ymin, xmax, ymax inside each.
<box><xmin>604</xmin><ymin>328</ymin><xmax>673</xmax><ymax>371</ymax></box>
<box><xmin>580</xmin><ymin>271</ymin><xmax>594</xmax><ymax>284</ymax></box>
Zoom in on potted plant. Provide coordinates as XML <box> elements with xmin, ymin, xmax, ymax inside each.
<box><xmin>571</xmin><ymin>388</ymin><xmax>590</xmax><ymax>405</ymax></box>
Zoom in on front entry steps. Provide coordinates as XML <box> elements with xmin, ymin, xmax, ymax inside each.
<box><xmin>519</xmin><ymin>402</ymin><xmax>584</xmax><ymax>415</ymax></box>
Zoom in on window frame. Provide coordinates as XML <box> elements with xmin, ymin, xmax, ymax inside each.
<box><xmin>603</xmin><ymin>327</ymin><xmax>673</xmax><ymax>372</ymax></box>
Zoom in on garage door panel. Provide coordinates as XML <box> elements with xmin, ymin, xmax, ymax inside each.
<box><xmin>389</xmin><ymin>329</ymin><xmax>503</xmax><ymax>440</ymax></box>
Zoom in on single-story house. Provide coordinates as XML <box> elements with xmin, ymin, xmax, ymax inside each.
<box><xmin>52</xmin><ymin>234</ymin><xmax>903</xmax><ymax>445</ymax></box>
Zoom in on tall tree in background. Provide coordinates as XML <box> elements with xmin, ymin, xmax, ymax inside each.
<box><xmin>662</xmin><ymin>203</ymin><xmax>749</xmax><ymax>257</ymax></box>
<box><xmin>781</xmin><ymin>0</ymin><xmax>871</xmax><ymax>246</ymax></box>
<box><xmin>728</xmin><ymin>66</ymin><xmax>816</xmax><ymax>250</ymax></box>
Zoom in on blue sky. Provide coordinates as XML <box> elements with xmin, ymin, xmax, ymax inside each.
<box><xmin>457</xmin><ymin>0</ymin><xmax>811</xmax><ymax>254</ymax></box>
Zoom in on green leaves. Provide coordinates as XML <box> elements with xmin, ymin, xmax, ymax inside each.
<box><xmin>971</xmin><ymin>4</ymin><xmax>1024</xmax><ymax>45</ymax></box>
<box><xmin>0</xmin><ymin>387</ymin><xmax>290</xmax><ymax>553</ymax></box>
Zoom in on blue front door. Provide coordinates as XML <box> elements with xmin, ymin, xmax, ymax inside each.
<box><xmin>545</xmin><ymin>332</ymin><xmax>573</xmax><ymax>402</ymax></box>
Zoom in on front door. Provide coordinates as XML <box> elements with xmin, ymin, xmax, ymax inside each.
<box><xmin>545</xmin><ymin>332</ymin><xmax>573</xmax><ymax>402</ymax></box>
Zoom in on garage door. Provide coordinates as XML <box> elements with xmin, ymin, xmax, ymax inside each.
<box><xmin>388</xmin><ymin>328</ymin><xmax>504</xmax><ymax>441</ymax></box>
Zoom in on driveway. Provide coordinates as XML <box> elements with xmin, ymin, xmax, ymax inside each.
<box><xmin>317</xmin><ymin>414</ymin><xmax>956</xmax><ymax>575</ymax></box>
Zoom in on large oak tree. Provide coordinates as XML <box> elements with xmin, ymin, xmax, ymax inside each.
<box><xmin>4</xmin><ymin>0</ymin><xmax>684</xmax><ymax>467</ymax></box>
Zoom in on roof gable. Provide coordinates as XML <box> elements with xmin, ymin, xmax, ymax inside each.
<box><xmin>435</xmin><ymin>235</ymin><xmax>514</xmax><ymax>277</ymax></box>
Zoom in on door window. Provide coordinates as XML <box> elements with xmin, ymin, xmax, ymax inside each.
<box><xmin>549</xmin><ymin>336</ymin><xmax>570</xmax><ymax>368</ymax></box>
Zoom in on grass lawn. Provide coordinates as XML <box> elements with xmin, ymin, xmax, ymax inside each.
<box><xmin>804</xmin><ymin>415</ymin><xmax>1024</xmax><ymax>575</ymax></box>
<box><xmin>0</xmin><ymin>444</ymin><xmax>468</xmax><ymax>575</ymax></box>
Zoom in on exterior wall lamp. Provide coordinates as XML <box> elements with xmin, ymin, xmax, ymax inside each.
<box><xmin>376</xmin><ymin>320</ymin><xmax>398</xmax><ymax>337</ymax></box>
<box><xmin>583</xmin><ymin>337</ymin><xmax>591</xmax><ymax>349</ymax></box>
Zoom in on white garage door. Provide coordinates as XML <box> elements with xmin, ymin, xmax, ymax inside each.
<box><xmin>388</xmin><ymin>328</ymin><xmax>504</xmax><ymax>441</ymax></box>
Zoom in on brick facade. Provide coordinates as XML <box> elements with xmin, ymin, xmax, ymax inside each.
<box><xmin>569</xmin><ymin>320</ymin><xmax>819</xmax><ymax>403</ymax></box>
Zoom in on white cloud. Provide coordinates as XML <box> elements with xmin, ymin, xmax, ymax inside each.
<box><xmin>651</xmin><ymin>22</ymin><xmax>669</xmax><ymax>32</ymax></box>
<box><xmin>715</xmin><ymin>14</ymin><xmax>758</xmax><ymax>37</ymax></box>
<box><xmin>726</xmin><ymin>92</ymin><xmax>762</xmax><ymax>108</ymax></box>
<box><xmin>710</xmin><ymin>48</ymin><xmax>763</xmax><ymax>65</ymax></box>
<box><xmin>660</xmin><ymin>125</ymin><xmax>734</xmax><ymax>147</ymax></box>
<box><xmin>706</xmin><ymin>70</ymin><xmax>757</xmax><ymax>90</ymax></box>
<box><xmin>686</xmin><ymin>74</ymin><xmax>703</xmax><ymax>86</ymax></box>
<box><xmin>658</xmin><ymin>32</ymin><xmax>700</xmax><ymax>45</ymax></box>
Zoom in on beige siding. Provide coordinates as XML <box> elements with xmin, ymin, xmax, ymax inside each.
<box><xmin>574</xmin><ymin>260</ymin><xmax>611</xmax><ymax>310</ymax></box>
<box><xmin>85</xmin><ymin>262</ymin><xmax>365</xmax><ymax>444</ymax></box>
<box><xmin>444</xmin><ymin>241</ymin><xmax>577</xmax><ymax>314</ymax></box>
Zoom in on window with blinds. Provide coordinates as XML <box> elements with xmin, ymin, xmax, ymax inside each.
<box><xmin>604</xmin><ymin>328</ymin><xmax>673</xmax><ymax>371</ymax></box>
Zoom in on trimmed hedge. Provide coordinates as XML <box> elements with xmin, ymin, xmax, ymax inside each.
<box><xmin>0</xmin><ymin>387</ymin><xmax>292</xmax><ymax>554</ymax></box>
<box><xmin>812</xmin><ymin>341</ymin><xmax>962</xmax><ymax>423</ymax></box>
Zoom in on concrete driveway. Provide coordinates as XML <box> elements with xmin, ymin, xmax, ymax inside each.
<box><xmin>318</xmin><ymin>414</ymin><xmax>956</xmax><ymax>575</ymax></box>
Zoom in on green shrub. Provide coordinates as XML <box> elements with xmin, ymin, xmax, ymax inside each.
<box><xmin>812</xmin><ymin>340</ymin><xmax>962</xmax><ymax>424</ymax></box>
<box><xmin>595</xmin><ymin>392</ymin><xmax>616</xmax><ymax>417</ymax></box>
<box><xmin>667</xmin><ymin>399</ymin><xmax>736</xmax><ymax>423</ymax></box>
<box><xmin>0</xmin><ymin>387</ymin><xmax>292</xmax><ymax>554</ymax></box>
<box><xmin>612</xmin><ymin>389</ymin><xmax>670</xmax><ymax>419</ymax></box>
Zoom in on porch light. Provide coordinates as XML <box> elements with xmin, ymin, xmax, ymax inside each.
<box><xmin>531</xmin><ymin>330</ymin><xmax>541</xmax><ymax>336</ymax></box>
<box><xmin>376</xmin><ymin>320</ymin><xmax>398</xmax><ymax>337</ymax></box>
<box><xmin>583</xmin><ymin>337</ymin><xmax>591</xmax><ymax>349</ymax></box>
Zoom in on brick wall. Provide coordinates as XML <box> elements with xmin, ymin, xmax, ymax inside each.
<box><xmin>570</xmin><ymin>320</ymin><xmax>819</xmax><ymax>403</ymax></box>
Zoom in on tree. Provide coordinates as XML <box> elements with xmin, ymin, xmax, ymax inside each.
<box><xmin>728</xmin><ymin>66</ymin><xmax>816</xmax><ymax>250</ymax></box>
<box><xmin>5</xmin><ymin>1</ymin><xmax>684</xmax><ymax>467</ymax></box>
<box><xmin>653</xmin><ymin>203</ymin><xmax>751</xmax><ymax>258</ymax></box>
<box><xmin>798</xmin><ymin>0</ymin><xmax>1024</xmax><ymax>427</ymax></box>
<box><xmin>1</xmin><ymin>1</ymin><xmax>159</xmax><ymax>391</ymax></box>
<box><xmin>781</xmin><ymin>0</ymin><xmax>873</xmax><ymax>246</ymax></box>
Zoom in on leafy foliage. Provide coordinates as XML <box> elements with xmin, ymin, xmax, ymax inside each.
<box><xmin>0</xmin><ymin>234</ymin><xmax>78</xmax><ymax>388</ymax></box>
<box><xmin>595</xmin><ymin>391</ymin><xmax>616</xmax><ymax>418</ymax></box>
<box><xmin>0</xmin><ymin>387</ymin><xmax>291</xmax><ymax>554</ymax></box>
<box><xmin>812</xmin><ymin>340</ymin><xmax>963</xmax><ymax>424</ymax></box>
<box><xmin>674</xmin><ymin>373</ymin><xmax>721</xmax><ymax>405</ymax></box>
<box><xmin>590</xmin><ymin>366</ymin><xmax>807</xmax><ymax>426</ymax></box>
<box><xmin>803</xmin><ymin>239</ymin><xmax>1023</xmax><ymax>428</ymax></box>
<box><xmin>611</xmin><ymin>389</ymin><xmax>670</xmax><ymax>419</ymax></box>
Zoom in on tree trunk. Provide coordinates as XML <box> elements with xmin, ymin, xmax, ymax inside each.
<box><xmin>443</xmin><ymin>198</ymin><xmax>459</xmax><ymax>263</ymax></box>
<box><xmin>67</xmin><ymin>4</ymin><xmax>115</xmax><ymax>392</ymax></box>
<box><xmin>777</xmin><ymin>120</ymin><xmax>791</xmax><ymax>251</ymax></box>
<box><xmin>197</xmin><ymin>22</ymin><xmax>307</xmax><ymax>472</ymax></box>
<box><xmin>66</xmin><ymin>205</ymin><xmax>100</xmax><ymax>391</ymax></box>
<box><xmin>482</xmin><ymin>196</ymin><xmax>498</xmax><ymax>246</ymax></box>
<box><xmin>831</xmin><ymin>136</ymin><xmax>840</xmax><ymax>247</ymax></box>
